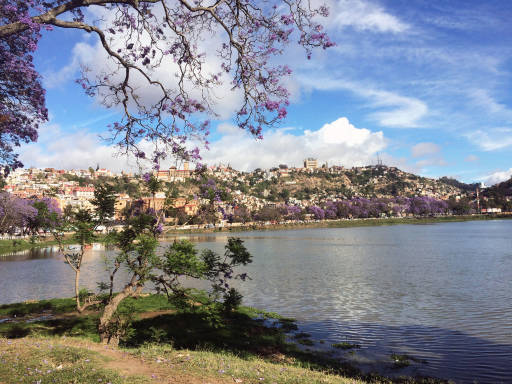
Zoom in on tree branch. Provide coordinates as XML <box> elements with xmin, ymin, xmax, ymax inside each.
<box><xmin>0</xmin><ymin>0</ymin><xmax>160</xmax><ymax>38</ymax></box>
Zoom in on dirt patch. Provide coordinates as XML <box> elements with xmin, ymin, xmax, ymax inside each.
<box><xmin>61</xmin><ymin>339</ymin><xmax>232</xmax><ymax>384</ymax></box>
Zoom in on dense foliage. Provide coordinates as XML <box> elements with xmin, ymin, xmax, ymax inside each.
<box><xmin>0</xmin><ymin>192</ymin><xmax>60</xmax><ymax>235</ymax></box>
<box><xmin>0</xmin><ymin>0</ymin><xmax>47</xmax><ymax>174</ymax></box>
<box><xmin>234</xmin><ymin>196</ymin><xmax>453</xmax><ymax>224</ymax></box>
<box><xmin>0</xmin><ymin>191</ymin><xmax>37</xmax><ymax>234</ymax></box>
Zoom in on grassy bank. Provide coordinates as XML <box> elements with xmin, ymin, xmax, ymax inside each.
<box><xmin>0</xmin><ymin>234</ymin><xmax>108</xmax><ymax>256</ymax></box>
<box><xmin>0</xmin><ymin>336</ymin><xmax>370</xmax><ymax>384</ymax></box>
<box><xmin>164</xmin><ymin>214</ymin><xmax>512</xmax><ymax>235</ymax></box>
<box><xmin>2</xmin><ymin>215</ymin><xmax>509</xmax><ymax>255</ymax></box>
<box><xmin>0</xmin><ymin>295</ymin><xmax>447</xmax><ymax>384</ymax></box>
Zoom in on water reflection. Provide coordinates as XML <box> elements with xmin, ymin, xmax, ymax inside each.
<box><xmin>1</xmin><ymin>220</ymin><xmax>512</xmax><ymax>383</ymax></box>
<box><xmin>296</xmin><ymin>319</ymin><xmax>512</xmax><ymax>383</ymax></box>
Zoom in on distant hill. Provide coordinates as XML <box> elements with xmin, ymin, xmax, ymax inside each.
<box><xmin>214</xmin><ymin>165</ymin><xmax>467</xmax><ymax>205</ymax></box>
<box><xmin>438</xmin><ymin>176</ymin><xmax>478</xmax><ymax>192</ymax></box>
<box><xmin>483</xmin><ymin>177</ymin><xmax>512</xmax><ymax>198</ymax></box>
<box><xmin>479</xmin><ymin>177</ymin><xmax>512</xmax><ymax>211</ymax></box>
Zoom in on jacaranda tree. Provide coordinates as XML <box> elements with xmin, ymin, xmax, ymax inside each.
<box><xmin>0</xmin><ymin>0</ymin><xmax>333</xmax><ymax>173</ymax></box>
<box><xmin>1</xmin><ymin>0</ymin><xmax>333</xmax><ymax>345</ymax></box>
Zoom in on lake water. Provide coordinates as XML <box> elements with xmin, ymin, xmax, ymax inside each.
<box><xmin>1</xmin><ymin>220</ymin><xmax>511</xmax><ymax>383</ymax></box>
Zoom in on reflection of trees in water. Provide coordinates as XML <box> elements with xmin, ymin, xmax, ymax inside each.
<box><xmin>161</xmin><ymin>235</ymin><xmax>230</xmax><ymax>244</ymax></box>
<box><xmin>0</xmin><ymin>246</ymin><xmax>61</xmax><ymax>261</ymax></box>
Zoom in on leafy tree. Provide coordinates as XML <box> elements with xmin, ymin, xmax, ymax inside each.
<box><xmin>91</xmin><ymin>183</ymin><xmax>117</xmax><ymax>228</ymax></box>
<box><xmin>26</xmin><ymin>197</ymin><xmax>61</xmax><ymax>235</ymax></box>
<box><xmin>255</xmin><ymin>206</ymin><xmax>282</xmax><ymax>222</ymax></box>
<box><xmin>308</xmin><ymin>205</ymin><xmax>325</xmax><ymax>220</ymax></box>
<box><xmin>278</xmin><ymin>188</ymin><xmax>290</xmax><ymax>202</ymax></box>
<box><xmin>58</xmin><ymin>209</ymin><xmax>100</xmax><ymax>313</ymax></box>
<box><xmin>142</xmin><ymin>172</ymin><xmax>163</xmax><ymax>213</ymax></box>
<box><xmin>197</xmin><ymin>178</ymin><xmax>231</xmax><ymax>225</ymax></box>
<box><xmin>0</xmin><ymin>192</ymin><xmax>37</xmax><ymax>235</ymax></box>
<box><xmin>62</xmin><ymin>204</ymin><xmax>74</xmax><ymax>222</ymax></box>
<box><xmin>0</xmin><ymin>0</ymin><xmax>332</xmax><ymax>171</ymax></box>
<box><xmin>232</xmin><ymin>205</ymin><xmax>251</xmax><ymax>223</ymax></box>
<box><xmin>97</xmin><ymin>204</ymin><xmax>252</xmax><ymax>344</ymax></box>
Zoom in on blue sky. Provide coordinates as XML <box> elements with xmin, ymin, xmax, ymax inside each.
<box><xmin>19</xmin><ymin>0</ymin><xmax>512</xmax><ymax>184</ymax></box>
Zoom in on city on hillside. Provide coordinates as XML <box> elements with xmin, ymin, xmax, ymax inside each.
<box><xmin>2</xmin><ymin>158</ymin><xmax>511</xmax><ymax>231</ymax></box>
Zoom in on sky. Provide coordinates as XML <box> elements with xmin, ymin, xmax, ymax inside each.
<box><xmin>19</xmin><ymin>0</ymin><xmax>512</xmax><ymax>185</ymax></box>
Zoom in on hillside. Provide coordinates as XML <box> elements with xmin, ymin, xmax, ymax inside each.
<box><xmin>212</xmin><ymin>165</ymin><xmax>468</xmax><ymax>207</ymax></box>
<box><xmin>481</xmin><ymin>177</ymin><xmax>512</xmax><ymax>211</ymax></box>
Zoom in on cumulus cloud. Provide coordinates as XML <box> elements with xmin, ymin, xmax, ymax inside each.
<box><xmin>18</xmin><ymin>123</ymin><xmax>136</xmax><ymax>172</ymax></box>
<box><xmin>47</xmin><ymin>5</ymin><xmax>245</xmax><ymax>120</ymax></box>
<box><xmin>411</xmin><ymin>142</ymin><xmax>441</xmax><ymax>158</ymax></box>
<box><xmin>18</xmin><ymin>117</ymin><xmax>388</xmax><ymax>173</ymax></box>
<box><xmin>324</xmin><ymin>0</ymin><xmax>410</xmax><ymax>33</ymax></box>
<box><xmin>201</xmin><ymin>117</ymin><xmax>387</xmax><ymax>170</ymax></box>
<box><xmin>465</xmin><ymin>128</ymin><xmax>512</xmax><ymax>151</ymax></box>
<box><xmin>483</xmin><ymin>168</ymin><xmax>512</xmax><ymax>185</ymax></box>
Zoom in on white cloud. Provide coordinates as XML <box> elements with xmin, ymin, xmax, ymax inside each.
<box><xmin>411</xmin><ymin>142</ymin><xmax>441</xmax><ymax>158</ymax></box>
<box><xmin>202</xmin><ymin>117</ymin><xmax>387</xmax><ymax>170</ymax></box>
<box><xmin>465</xmin><ymin>154</ymin><xmax>478</xmax><ymax>162</ymax></box>
<box><xmin>465</xmin><ymin>128</ymin><xmax>512</xmax><ymax>151</ymax></box>
<box><xmin>324</xmin><ymin>0</ymin><xmax>410</xmax><ymax>33</ymax></box>
<box><xmin>469</xmin><ymin>89</ymin><xmax>512</xmax><ymax>119</ymax></box>
<box><xmin>483</xmin><ymin>168</ymin><xmax>512</xmax><ymax>185</ymax></box>
<box><xmin>42</xmin><ymin>42</ymin><xmax>95</xmax><ymax>88</ymax></box>
<box><xmin>415</xmin><ymin>158</ymin><xmax>448</xmax><ymax>168</ymax></box>
<box><xmin>48</xmin><ymin>5</ymin><xmax>245</xmax><ymax>121</ymax></box>
<box><xmin>410</xmin><ymin>142</ymin><xmax>447</xmax><ymax>169</ymax></box>
<box><xmin>300</xmin><ymin>76</ymin><xmax>428</xmax><ymax>128</ymax></box>
<box><xmin>19</xmin><ymin>123</ymin><xmax>136</xmax><ymax>172</ymax></box>
<box><xmin>19</xmin><ymin>117</ymin><xmax>388</xmax><ymax>173</ymax></box>
<box><xmin>367</xmin><ymin>89</ymin><xmax>428</xmax><ymax>128</ymax></box>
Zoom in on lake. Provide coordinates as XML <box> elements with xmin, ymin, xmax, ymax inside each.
<box><xmin>1</xmin><ymin>220</ymin><xmax>511</xmax><ymax>383</ymax></box>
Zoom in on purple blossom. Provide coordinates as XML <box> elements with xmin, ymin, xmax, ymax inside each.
<box><xmin>0</xmin><ymin>1</ymin><xmax>333</xmax><ymax>173</ymax></box>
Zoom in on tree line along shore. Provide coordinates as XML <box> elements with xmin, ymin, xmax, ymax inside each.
<box><xmin>1</xmin><ymin>213</ymin><xmax>510</xmax><ymax>255</ymax></box>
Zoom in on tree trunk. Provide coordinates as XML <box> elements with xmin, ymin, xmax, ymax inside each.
<box><xmin>98</xmin><ymin>275</ymin><xmax>142</xmax><ymax>345</ymax></box>
<box><xmin>108</xmin><ymin>263</ymin><xmax>120</xmax><ymax>299</ymax></box>
<box><xmin>74</xmin><ymin>269</ymin><xmax>84</xmax><ymax>313</ymax></box>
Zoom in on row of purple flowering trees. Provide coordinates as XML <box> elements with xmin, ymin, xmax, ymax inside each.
<box><xmin>243</xmin><ymin>197</ymin><xmax>452</xmax><ymax>224</ymax></box>
<box><xmin>0</xmin><ymin>192</ymin><xmax>61</xmax><ymax>236</ymax></box>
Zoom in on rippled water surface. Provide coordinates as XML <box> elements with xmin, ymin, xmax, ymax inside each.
<box><xmin>1</xmin><ymin>220</ymin><xmax>511</xmax><ymax>383</ymax></box>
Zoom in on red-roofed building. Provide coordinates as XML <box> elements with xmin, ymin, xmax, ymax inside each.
<box><xmin>73</xmin><ymin>187</ymin><xmax>95</xmax><ymax>199</ymax></box>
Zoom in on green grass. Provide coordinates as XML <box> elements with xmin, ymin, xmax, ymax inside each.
<box><xmin>131</xmin><ymin>343</ymin><xmax>367</xmax><ymax>384</ymax></box>
<box><xmin>0</xmin><ymin>294</ymin><xmax>362</xmax><ymax>379</ymax></box>
<box><xmin>0</xmin><ymin>295</ymin><xmax>449</xmax><ymax>383</ymax></box>
<box><xmin>0</xmin><ymin>297</ymin><xmax>77</xmax><ymax>317</ymax></box>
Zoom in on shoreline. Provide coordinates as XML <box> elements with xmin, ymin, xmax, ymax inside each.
<box><xmin>163</xmin><ymin>213</ymin><xmax>512</xmax><ymax>235</ymax></box>
<box><xmin>0</xmin><ymin>295</ymin><xmax>447</xmax><ymax>383</ymax></box>
<box><xmin>1</xmin><ymin>214</ymin><xmax>510</xmax><ymax>255</ymax></box>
